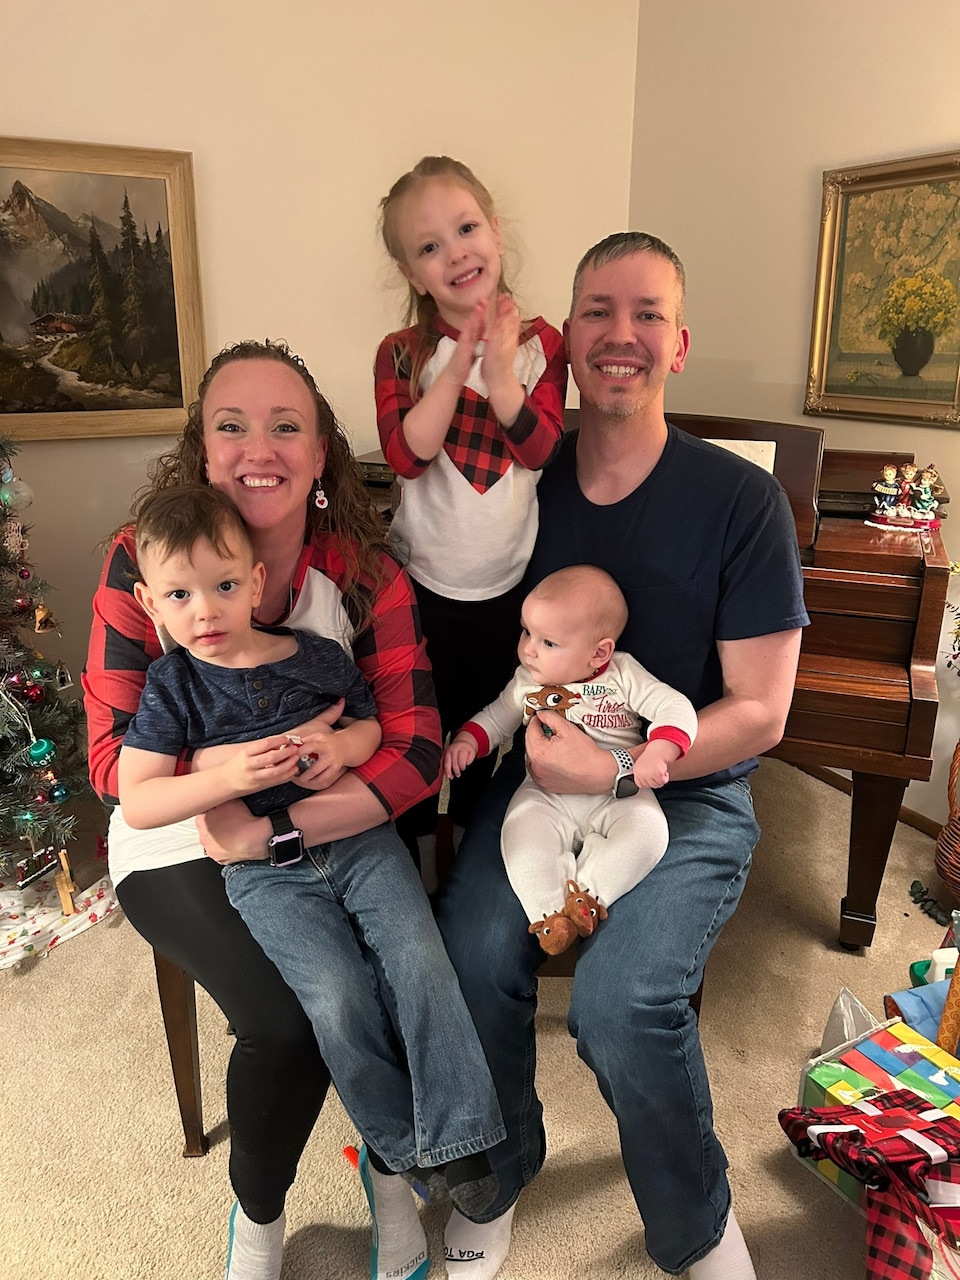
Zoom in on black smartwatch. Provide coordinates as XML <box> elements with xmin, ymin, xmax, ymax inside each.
<box><xmin>267</xmin><ymin>809</ymin><xmax>305</xmax><ymax>866</ymax></box>
<box><xmin>610</xmin><ymin>748</ymin><xmax>639</xmax><ymax>799</ymax></box>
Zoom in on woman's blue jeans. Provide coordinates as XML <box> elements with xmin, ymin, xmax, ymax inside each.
<box><xmin>435</xmin><ymin>750</ymin><xmax>759</xmax><ymax>1275</ymax></box>
<box><xmin>223</xmin><ymin>821</ymin><xmax>505</xmax><ymax>1171</ymax></box>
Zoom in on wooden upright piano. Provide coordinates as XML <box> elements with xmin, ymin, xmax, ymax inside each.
<box><xmin>670</xmin><ymin>414</ymin><xmax>951</xmax><ymax>948</ymax></box>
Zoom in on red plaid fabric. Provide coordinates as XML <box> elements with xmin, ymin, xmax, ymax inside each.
<box><xmin>374</xmin><ymin>316</ymin><xmax>566</xmax><ymax>494</ymax></box>
<box><xmin>780</xmin><ymin>1089</ymin><xmax>960</xmax><ymax>1279</ymax></box>
<box><xmin>82</xmin><ymin>529</ymin><xmax>441</xmax><ymax>817</ymax></box>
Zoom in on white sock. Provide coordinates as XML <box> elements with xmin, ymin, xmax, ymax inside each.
<box><xmin>688</xmin><ymin>1210</ymin><xmax>756</xmax><ymax>1280</ymax></box>
<box><xmin>444</xmin><ymin>1203</ymin><xmax>516</xmax><ymax>1279</ymax></box>
<box><xmin>224</xmin><ymin>1202</ymin><xmax>285</xmax><ymax>1280</ymax></box>
<box><xmin>359</xmin><ymin>1150</ymin><xmax>429</xmax><ymax>1280</ymax></box>
<box><xmin>417</xmin><ymin>834</ymin><xmax>439</xmax><ymax>895</ymax></box>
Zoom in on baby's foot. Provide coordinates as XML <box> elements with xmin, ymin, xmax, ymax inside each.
<box><xmin>528</xmin><ymin>912</ymin><xmax>579</xmax><ymax>954</ymax></box>
<box><xmin>562</xmin><ymin>879</ymin><xmax>607</xmax><ymax>937</ymax></box>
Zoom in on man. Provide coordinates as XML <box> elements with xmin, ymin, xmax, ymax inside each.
<box><xmin>436</xmin><ymin>232</ymin><xmax>807</xmax><ymax>1279</ymax></box>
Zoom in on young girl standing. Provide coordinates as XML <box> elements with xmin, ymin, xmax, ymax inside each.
<box><xmin>376</xmin><ymin>156</ymin><xmax>567</xmax><ymax>887</ymax></box>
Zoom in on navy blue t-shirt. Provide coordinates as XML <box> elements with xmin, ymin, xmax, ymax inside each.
<box><xmin>123</xmin><ymin>626</ymin><xmax>377</xmax><ymax>815</ymax></box>
<box><xmin>526</xmin><ymin>424</ymin><xmax>809</xmax><ymax>785</ymax></box>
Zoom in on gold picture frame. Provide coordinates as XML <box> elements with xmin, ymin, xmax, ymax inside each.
<box><xmin>804</xmin><ymin>148</ymin><xmax>960</xmax><ymax>427</ymax></box>
<box><xmin>0</xmin><ymin>137</ymin><xmax>205</xmax><ymax>440</ymax></box>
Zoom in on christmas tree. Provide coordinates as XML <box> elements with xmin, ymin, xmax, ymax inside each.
<box><xmin>0</xmin><ymin>434</ymin><xmax>91</xmax><ymax>888</ymax></box>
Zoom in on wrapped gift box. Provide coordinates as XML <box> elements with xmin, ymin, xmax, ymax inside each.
<box><xmin>797</xmin><ymin>1019</ymin><xmax>960</xmax><ymax>1212</ymax></box>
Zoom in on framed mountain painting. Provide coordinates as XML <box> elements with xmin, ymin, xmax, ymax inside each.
<box><xmin>0</xmin><ymin>137</ymin><xmax>205</xmax><ymax>440</ymax></box>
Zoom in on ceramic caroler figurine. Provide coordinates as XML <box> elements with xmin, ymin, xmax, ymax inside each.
<box><xmin>871</xmin><ymin>463</ymin><xmax>899</xmax><ymax>517</ymax></box>
<box><xmin>867</xmin><ymin>460</ymin><xmax>942</xmax><ymax>529</ymax></box>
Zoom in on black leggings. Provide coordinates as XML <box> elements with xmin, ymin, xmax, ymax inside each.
<box><xmin>118</xmin><ymin>858</ymin><xmax>329</xmax><ymax>1223</ymax></box>
<box><xmin>397</xmin><ymin>578</ymin><xmax>525</xmax><ymax>840</ymax></box>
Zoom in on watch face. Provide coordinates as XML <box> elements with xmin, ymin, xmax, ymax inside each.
<box><xmin>268</xmin><ymin>830</ymin><xmax>304</xmax><ymax>867</ymax></box>
<box><xmin>615</xmin><ymin>775</ymin><xmax>639</xmax><ymax>799</ymax></box>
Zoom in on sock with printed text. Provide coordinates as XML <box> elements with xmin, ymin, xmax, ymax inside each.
<box><xmin>443</xmin><ymin>1203</ymin><xmax>516</xmax><ymax>1279</ymax></box>
<box><xmin>357</xmin><ymin>1146</ymin><xmax>429</xmax><ymax>1280</ymax></box>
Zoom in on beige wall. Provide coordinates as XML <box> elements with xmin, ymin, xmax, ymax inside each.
<box><xmin>9</xmin><ymin>0</ymin><xmax>960</xmax><ymax>824</ymax></box>
<box><xmin>6</xmin><ymin>0</ymin><xmax>639</xmax><ymax>685</ymax></box>
<box><xmin>629</xmin><ymin>0</ymin><xmax>960</xmax><ymax>821</ymax></box>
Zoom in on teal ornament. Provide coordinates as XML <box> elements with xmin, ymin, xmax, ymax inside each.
<box><xmin>28</xmin><ymin>738</ymin><xmax>56</xmax><ymax>766</ymax></box>
<box><xmin>49</xmin><ymin>782</ymin><xmax>71</xmax><ymax>803</ymax></box>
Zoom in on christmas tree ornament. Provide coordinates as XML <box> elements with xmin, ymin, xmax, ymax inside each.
<box><xmin>3</xmin><ymin>519</ymin><xmax>26</xmax><ymax>555</ymax></box>
<box><xmin>34</xmin><ymin>602</ymin><xmax>56</xmax><ymax>632</ymax></box>
<box><xmin>0</xmin><ymin>433</ymin><xmax>92</xmax><ymax>883</ymax></box>
<box><xmin>0</xmin><ymin>476</ymin><xmax>34</xmax><ymax>512</ymax></box>
<box><xmin>28</xmin><ymin>738</ymin><xmax>57</xmax><ymax>766</ymax></box>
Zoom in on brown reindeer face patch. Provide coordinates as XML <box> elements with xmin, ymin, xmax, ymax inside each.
<box><xmin>523</xmin><ymin>685</ymin><xmax>582</xmax><ymax>719</ymax></box>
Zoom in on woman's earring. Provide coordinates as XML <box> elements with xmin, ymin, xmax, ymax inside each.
<box><xmin>314</xmin><ymin>478</ymin><xmax>329</xmax><ymax>510</ymax></box>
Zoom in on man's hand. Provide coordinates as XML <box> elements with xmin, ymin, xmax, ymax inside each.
<box><xmin>196</xmin><ymin>801</ymin><xmax>271</xmax><ymax>864</ymax></box>
<box><xmin>524</xmin><ymin>711</ymin><xmax>616</xmax><ymax>795</ymax></box>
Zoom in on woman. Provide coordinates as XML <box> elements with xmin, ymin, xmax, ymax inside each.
<box><xmin>83</xmin><ymin>340</ymin><xmax>444</xmax><ymax>1280</ymax></box>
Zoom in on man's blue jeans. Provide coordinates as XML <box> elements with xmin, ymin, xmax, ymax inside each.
<box><xmin>224</xmin><ymin>822</ymin><xmax>505</xmax><ymax>1171</ymax></box>
<box><xmin>436</xmin><ymin>750</ymin><xmax>759</xmax><ymax>1275</ymax></box>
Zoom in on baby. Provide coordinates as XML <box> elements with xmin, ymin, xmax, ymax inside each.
<box><xmin>444</xmin><ymin>565</ymin><xmax>698</xmax><ymax>954</ymax></box>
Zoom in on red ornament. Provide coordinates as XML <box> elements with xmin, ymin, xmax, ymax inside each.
<box><xmin>13</xmin><ymin>596</ymin><xmax>33</xmax><ymax>615</ymax></box>
<box><xmin>23</xmin><ymin>683</ymin><xmax>45</xmax><ymax>704</ymax></box>
<box><xmin>18</xmin><ymin>567</ymin><xmax>31</xmax><ymax>580</ymax></box>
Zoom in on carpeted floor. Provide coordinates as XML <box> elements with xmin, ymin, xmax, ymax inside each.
<box><xmin>2</xmin><ymin>759</ymin><xmax>954</xmax><ymax>1279</ymax></box>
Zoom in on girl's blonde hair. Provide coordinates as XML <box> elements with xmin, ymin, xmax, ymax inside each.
<box><xmin>135</xmin><ymin>340</ymin><xmax>392</xmax><ymax>630</ymax></box>
<box><xmin>379</xmin><ymin>156</ymin><xmax>513</xmax><ymax>397</ymax></box>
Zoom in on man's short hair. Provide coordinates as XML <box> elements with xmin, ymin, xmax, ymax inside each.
<box><xmin>569</xmin><ymin>231</ymin><xmax>686</xmax><ymax>323</ymax></box>
<box><xmin>134</xmin><ymin>485</ymin><xmax>252</xmax><ymax>572</ymax></box>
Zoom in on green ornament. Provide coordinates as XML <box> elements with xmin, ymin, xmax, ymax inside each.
<box><xmin>28</xmin><ymin>738</ymin><xmax>56</xmax><ymax>766</ymax></box>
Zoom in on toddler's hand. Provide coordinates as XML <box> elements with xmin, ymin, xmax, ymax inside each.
<box><xmin>444</xmin><ymin>302</ymin><xmax>487</xmax><ymax>387</ymax></box>
<box><xmin>290</xmin><ymin>732</ymin><xmax>349</xmax><ymax>792</ymax></box>
<box><xmin>222</xmin><ymin>735</ymin><xmax>301</xmax><ymax>795</ymax></box>
<box><xmin>444</xmin><ymin>736</ymin><xmax>478</xmax><ymax>779</ymax></box>
<box><xmin>631</xmin><ymin>740</ymin><xmax>680</xmax><ymax>790</ymax></box>
<box><xmin>480</xmin><ymin>295</ymin><xmax>521</xmax><ymax>390</ymax></box>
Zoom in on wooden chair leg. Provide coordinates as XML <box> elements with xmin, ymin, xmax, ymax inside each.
<box><xmin>152</xmin><ymin>947</ymin><xmax>208</xmax><ymax>1157</ymax></box>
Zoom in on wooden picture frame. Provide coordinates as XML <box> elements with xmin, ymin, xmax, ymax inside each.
<box><xmin>804</xmin><ymin>149</ymin><xmax>960</xmax><ymax>427</ymax></box>
<box><xmin>0</xmin><ymin>137</ymin><xmax>204</xmax><ymax>440</ymax></box>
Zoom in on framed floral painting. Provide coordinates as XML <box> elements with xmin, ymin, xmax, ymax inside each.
<box><xmin>804</xmin><ymin>149</ymin><xmax>960</xmax><ymax>426</ymax></box>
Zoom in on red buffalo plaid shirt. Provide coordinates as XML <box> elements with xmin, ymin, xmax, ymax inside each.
<box><xmin>83</xmin><ymin>528</ymin><xmax>442</xmax><ymax>817</ymax></box>
<box><xmin>375</xmin><ymin>316</ymin><xmax>566</xmax><ymax>599</ymax></box>
<box><xmin>375</xmin><ymin>316</ymin><xmax>566</xmax><ymax>488</ymax></box>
